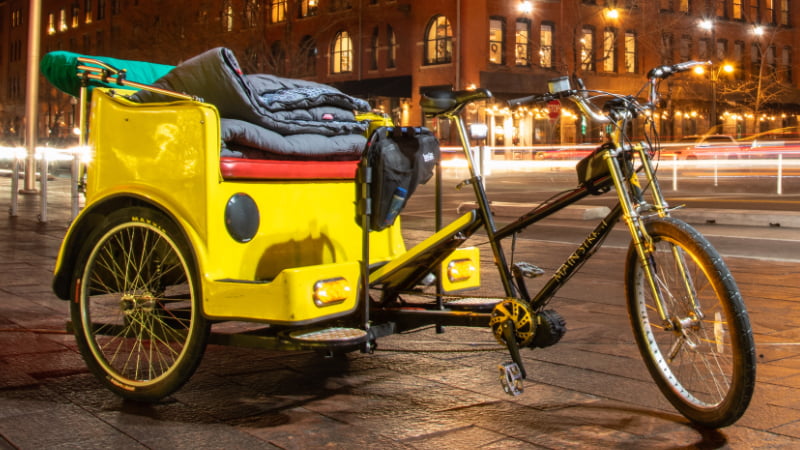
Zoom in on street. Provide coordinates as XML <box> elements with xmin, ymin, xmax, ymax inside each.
<box><xmin>402</xmin><ymin>158</ymin><xmax>800</xmax><ymax>263</ymax></box>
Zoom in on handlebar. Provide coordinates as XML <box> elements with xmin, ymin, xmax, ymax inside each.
<box><xmin>646</xmin><ymin>60</ymin><xmax>710</xmax><ymax>80</ymax></box>
<box><xmin>507</xmin><ymin>60</ymin><xmax>711</xmax><ymax>124</ymax></box>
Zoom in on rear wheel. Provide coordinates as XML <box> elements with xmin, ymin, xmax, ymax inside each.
<box><xmin>70</xmin><ymin>206</ymin><xmax>209</xmax><ymax>401</ymax></box>
<box><xmin>625</xmin><ymin>217</ymin><xmax>755</xmax><ymax>428</ymax></box>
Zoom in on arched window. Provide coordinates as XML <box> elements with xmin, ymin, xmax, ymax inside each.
<box><xmin>331</xmin><ymin>31</ymin><xmax>353</xmax><ymax>73</ymax></box>
<box><xmin>424</xmin><ymin>15</ymin><xmax>452</xmax><ymax>65</ymax></box>
<box><xmin>387</xmin><ymin>25</ymin><xmax>397</xmax><ymax>68</ymax></box>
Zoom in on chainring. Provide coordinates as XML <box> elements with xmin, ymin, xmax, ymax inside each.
<box><xmin>489</xmin><ymin>299</ymin><xmax>535</xmax><ymax>347</ymax></box>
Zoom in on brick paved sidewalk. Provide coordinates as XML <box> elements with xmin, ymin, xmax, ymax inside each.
<box><xmin>2</xmin><ymin>177</ymin><xmax>800</xmax><ymax>448</ymax></box>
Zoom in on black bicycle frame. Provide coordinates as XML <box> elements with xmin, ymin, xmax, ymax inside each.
<box><xmin>482</xmin><ymin>172</ymin><xmax>626</xmax><ymax>311</ymax></box>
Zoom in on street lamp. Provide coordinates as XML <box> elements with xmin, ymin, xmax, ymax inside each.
<box><xmin>698</xmin><ymin>18</ymin><xmax>720</xmax><ymax>132</ymax></box>
<box><xmin>518</xmin><ymin>1</ymin><xmax>533</xmax><ymax>14</ymax></box>
<box><xmin>694</xmin><ymin>63</ymin><xmax>734</xmax><ymax>133</ymax></box>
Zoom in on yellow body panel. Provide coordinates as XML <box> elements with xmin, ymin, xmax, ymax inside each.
<box><xmin>87</xmin><ymin>90</ymin><xmax>217</xmax><ymax>244</ymax></box>
<box><xmin>65</xmin><ymin>88</ymin><xmax>409</xmax><ymax>324</ymax></box>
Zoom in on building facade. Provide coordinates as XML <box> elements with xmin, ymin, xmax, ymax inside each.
<box><xmin>1</xmin><ymin>0</ymin><xmax>798</xmax><ymax>147</ymax></box>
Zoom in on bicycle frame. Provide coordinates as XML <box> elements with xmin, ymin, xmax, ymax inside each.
<box><xmin>379</xmin><ymin>85</ymin><xmax>689</xmax><ymax>338</ymax></box>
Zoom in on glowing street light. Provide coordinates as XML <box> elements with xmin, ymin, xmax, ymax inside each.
<box><xmin>695</xmin><ymin>63</ymin><xmax>735</xmax><ymax>131</ymax></box>
<box><xmin>518</xmin><ymin>1</ymin><xmax>533</xmax><ymax>14</ymax></box>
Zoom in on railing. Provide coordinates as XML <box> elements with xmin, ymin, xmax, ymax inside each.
<box><xmin>3</xmin><ymin>144</ymin><xmax>86</xmax><ymax>222</ymax></box>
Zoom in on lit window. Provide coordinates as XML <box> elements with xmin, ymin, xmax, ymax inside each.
<box><xmin>331</xmin><ymin>31</ymin><xmax>353</xmax><ymax>73</ymax></box>
<box><xmin>424</xmin><ymin>15</ymin><xmax>452</xmax><ymax>65</ymax></box>
<box><xmin>47</xmin><ymin>13</ymin><xmax>55</xmax><ymax>35</ymax></box>
<box><xmin>84</xmin><ymin>0</ymin><xmax>92</xmax><ymax>24</ymax></box>
<box><xmin>60</xmin><ymin>8</ymin><xmax>68</xmax><ymax>31</ymax></box>
<box><xmin>580</xmin><ymin>27</ymin><xmax>594</xmax><ymax>71</ymax></box>
<box><xmin>489</xmin><ymin>17</ymin><xmax>505</xmax><ymax>65</ymax></box>
<box><xmin>603</xmin><ymin>28</ymin><xmax>616</xmax><ymax>73</ymax></box>
<box><xmin>765</xmin><ymin>0</ymin><xmax>775</xmax><ymax>24</ymax></box>
<box><xmin>732</xmin><ymin>0</ymin><xmax>743</xmax><ymax>19</ymax></box>
<box><xmin>271</xmin><ymin>0</ymin><xmax>287</xmax><ymax>23</ymax></box>
<box><xmin>300</xmin><ymin>0</ymin><xmax>318</xmax><ymax>18</ymax></box>
<box><xmin>515</xmin><ymin>19</ymin><xmax>530</xmax><ymax>66</ymax></box>
<box><xmin>625</xmin><ymin>31</ymin><xmax>637</xmax><ymax>73</ymax></box>
<box><xmin>540</xmin><ymin>23</ymin><xmax>553</xmax><ymax>68</ymax></box>
<box><xmin>223</xmin><ymin>3</ymin><xmax>234</xmax><ymax>31</ymax></box>
<box><xmin>779</xmin><ymin>0</ymin><xmax>789</xmax><ymax>25</ymax></box>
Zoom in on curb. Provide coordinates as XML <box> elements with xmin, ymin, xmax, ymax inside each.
<box><xmin>670</xmin><ymin>208</ymin><xmax>800</xmax><ymax>229</ymax></box>
<box><xmin>458</xmin><ymin>201</ymin><xmax>800</xmax><ymax>228</ymax></box>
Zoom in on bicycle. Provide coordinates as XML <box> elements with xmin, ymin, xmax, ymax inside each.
<box><xmin>414</xmin><ymin>60</ymin><xmax>756</xmax><ymax>428</ymax></box>
<box><xmin>45</xmin><ymin>51</ymin><xmax>754</xmax><ymax>429</ymax></box>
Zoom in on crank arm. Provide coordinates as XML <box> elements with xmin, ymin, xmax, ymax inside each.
<box><xmin>498</xmin><ymin>319</ymin><xmax>527</xmax><ymax>396</ymax></box>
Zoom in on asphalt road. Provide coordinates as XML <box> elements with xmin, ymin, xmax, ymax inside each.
<box><xmin>401</xmin><ymin>159</ymin><xmax>800</xmax><ymax>263</ymax></box>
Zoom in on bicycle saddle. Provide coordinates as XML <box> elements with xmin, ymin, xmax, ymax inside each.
<box><xmin>420</xmin><ymin>88</ymin><xmax>492</xmax><ymax>115</ymax></box>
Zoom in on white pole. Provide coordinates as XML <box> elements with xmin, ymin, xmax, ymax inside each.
<box><xmin>713</xmin><ymin>155</ymin><xmax>718</xmax><ymax>187</ymax></box>
<box><xmin>39</xmin><ymin>152</ymin><xmax>47</xmax><ymax>222</ymax></box>
<box><xmin>23</xmin><ymin>0</ymin><xmax>42</xmax><ymax>193</ymax></box>
<box><xmin>672</xmin><ymin>154</ymin><xmax>678</xmax><ymax>191</ymax></box>
<box><xmin>777</xmin><ymin>153</ymin><xmax>783</xmax><ymax>195</ymax></box>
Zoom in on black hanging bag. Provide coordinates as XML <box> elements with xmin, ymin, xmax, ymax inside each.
<box><xmin>360</xmin><ymin>127</ymin><xmax>440</xmax><ymax>231</ymax></box>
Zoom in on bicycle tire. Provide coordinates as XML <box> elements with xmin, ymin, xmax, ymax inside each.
<box><xmin>625</xmin><ymin>216</ymin><xmax>755</xmax><ymax>428</ymax></box>
<box><xmin>70</xmin><ymin>206</ymin><xmax>209</xmax><ymax>401</ymax></box>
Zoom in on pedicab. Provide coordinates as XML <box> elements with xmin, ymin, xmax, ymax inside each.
<box><xmin>43</xmin><ymin>48</ymin><xmax>755</xmax><ymax>428</ymax></box>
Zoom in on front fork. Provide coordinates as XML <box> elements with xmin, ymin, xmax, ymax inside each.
<box><xmin>605</xmin><ymin>142</ymin><xmax>700</xmax><ymax>328</ymax></box>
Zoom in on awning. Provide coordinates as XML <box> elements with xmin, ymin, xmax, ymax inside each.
<box><xmin>479</xmin><ymin>70</ymin><xmax>553</xmax><ymax>97</ymax></box>
<box><xmin>331</xmin><ymin>75</ymin><xmax>412</xmax><ymax>98</ymax></box>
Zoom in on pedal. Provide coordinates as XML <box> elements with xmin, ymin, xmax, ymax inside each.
<box><xmin>498</xmin><ymin>362</ymin><xmax>524</xmax><ymax>396</ymax></box>
<box><xmin>512</xmin><ymin>262</ymin><xmax>545</xmax><ymax>278</ymax></box>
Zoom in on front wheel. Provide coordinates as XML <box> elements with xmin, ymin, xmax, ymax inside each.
<box><xmin>70</xmin><ymin>206</ymin><xmax>209</xmax><ymax>401</ymax></box>
<box><xmin>625</xmin><ymin>217</ymin><xmax>755</xmax><ymax>428</ymax></box>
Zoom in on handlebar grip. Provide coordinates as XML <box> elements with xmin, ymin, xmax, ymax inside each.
<box><xmin>508</xmin><ymin>91</ymin><xmax>570</xmax><ymax>107</ymax></box>
<box><xmin>647</xmin><ymin>60</ymin><xmax>710</xmax><ymax>79</ymax></box>
<box><xmin>508</xmin><ymin>94</ymin><xmax>543</xmax><ymax>107</ymax></box>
